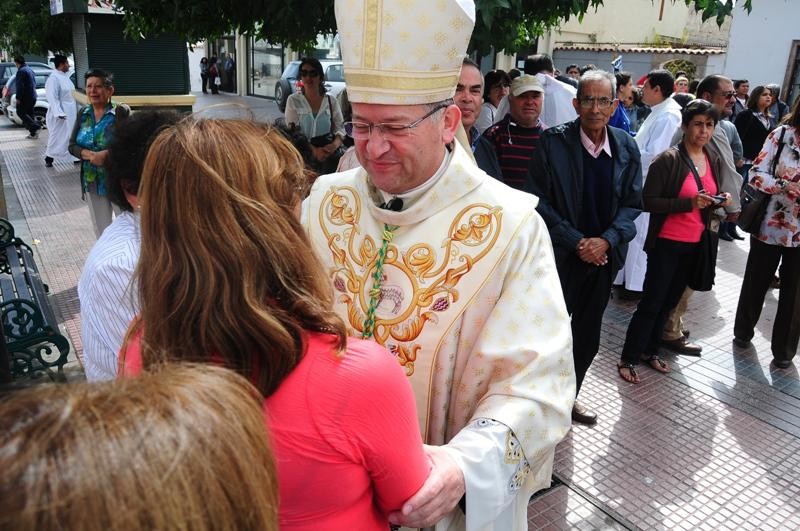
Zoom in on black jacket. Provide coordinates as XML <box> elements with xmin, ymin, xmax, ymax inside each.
<box><xmin>529</xmin><ymin>119</ymin><xmax>643</xmax><ymax>274</ymax></box>
<box><xmin>472</xmin><ymin>134</ymin><xmax>502</xmax><ymax>181</ymax></box>
<box><xmin>735</xmin><ymin>110</ymin><xmax>773</xmax><ymax>160</ymax></box>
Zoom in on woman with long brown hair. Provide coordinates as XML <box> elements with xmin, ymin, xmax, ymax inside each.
<box><xmin>120</xmin><ymin>119</ymin><xmax>429</xmax><ymax>530</ymax></box>
<box><xmin>0</xmin><ymin>364</ymin><xmax>279</xmax><ymax>531</ymax></box>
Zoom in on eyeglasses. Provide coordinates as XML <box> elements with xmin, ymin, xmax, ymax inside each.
<box><xmin>344</xmin><ymin>102</ymin><xmax>451</xmax><ymax>140</ymax></box>
<box><xmin>491</xmin><ymin>83</ymin><xmax>509</xmax><ymax>90</ymax></box>
<box><xmin>578</xmin><ymin>97</ymin><xmax>614</xmax><ymax>109</ymax></box>
<box><xmin>299</xmin><ymin>69</ymin><xmax>319</xmax><ymax>78</ymax></box>
<box><xmin>719</xmin><ymin>91</ymin><xmax>736</xmax><ymax>99</ymax></box>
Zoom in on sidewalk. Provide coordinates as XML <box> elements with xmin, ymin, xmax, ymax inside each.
<box><xmin>1</xmin><ymin>93</ymin><xmax>799</xmax><ymax>529</ymax></box>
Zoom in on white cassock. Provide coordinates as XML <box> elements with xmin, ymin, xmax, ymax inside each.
<box><xmin>615</xmin><ymin>97</ymin><xmax>682</xmax><ymax>291</ymax></box>
<box><xmin>45</xmin><ymin>70</ymin><xmax>79</xmax><ymax>162</ymax></box>
<box><xmin>493</xmin><ymin>73</ymin><xmax>577</xmax><ymax>130</ymax></box>
<box><xmin>303</xmin><ymin>142</ymin><xmax>575</xmax><ymax>530</ymax></box>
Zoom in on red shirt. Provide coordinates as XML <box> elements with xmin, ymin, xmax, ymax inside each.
<box><xmin>120</xmin><ymin>331</ymin><xmax>430</xmax><ymax>530</ymax></box>
<box><xmin>658</xmin><ymin>157</ymin><xmax>717</xmax><ymax>243</ymax></box>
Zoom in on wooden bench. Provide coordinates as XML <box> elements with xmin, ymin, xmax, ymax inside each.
<box><xmin>0</xmin><ymin>218</ymin><xmax>70</xmax><ymax>381</ymax></box>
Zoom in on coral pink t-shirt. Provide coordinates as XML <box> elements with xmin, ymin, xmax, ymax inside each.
<box><xmin>658</xmin><ymin>157</ymin><xmax>717</xmax><ymax>243</ymax></box>
<box><xmin>120</xmin><ymin>331</ymin><xmax>430</xmax><ymax>530</ymax></box>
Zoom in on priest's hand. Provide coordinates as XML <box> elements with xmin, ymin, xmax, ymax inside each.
<box><xmin>388</xmin><ymin>444</ymin><xmax>465</xmax><ymax>528</ymax></box>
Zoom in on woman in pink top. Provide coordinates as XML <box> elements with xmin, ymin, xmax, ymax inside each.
<box><xmin>618</xmin><ymin>99</ymin><xmax>731</xmax><ymax>383</ymax></box>
<box><xmin>119</xmin><ymin>119</ymin><xmax>429</xmax><ymax>529</ymax></box>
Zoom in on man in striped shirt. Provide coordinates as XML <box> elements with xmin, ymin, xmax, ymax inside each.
<box><xmin>481</xmin><ymin>74</ymin><xmax>544</xmax><ymax>192</ymax></box>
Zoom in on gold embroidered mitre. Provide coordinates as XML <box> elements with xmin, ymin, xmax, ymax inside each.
<box><xmin>335</xmin><ymin>0</ymin><xmax>475</xmax><ymax>104</ymax></box>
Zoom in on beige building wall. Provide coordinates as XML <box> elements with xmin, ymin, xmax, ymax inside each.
<box><xmin>540</xmin><ymin>0</ymin><xmax>730</xmax><ymax>51</ymax></box>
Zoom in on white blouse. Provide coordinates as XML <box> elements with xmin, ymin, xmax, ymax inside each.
<box><xmin>285</xmin><ymin>92</ymin><xmax>345</xmax><ymax>141</ymax></box>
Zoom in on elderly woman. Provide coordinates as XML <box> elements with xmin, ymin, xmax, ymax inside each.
<box><xmin>284</xmin><ymin>57</ymin><xmax>345</xmax><ymax>175</ymax></box>
<box><xmin>734</xmin><ymin>97</ymin><xmax>800</xmax><ymax>369</ymax></box>
<box><xmin>69</xmin><ymin>69</ymin><xmax>129</xmax><ymax>237</ymax></box>
<box><xmin>475</xmin><ymin>69</ymin><xmax>511</xmax><ymax>134</ymax></box>
<box><xmin>618</xmin><ymin>99</ymin><xmax>731</xmax><ymax>383</ymax></box>
<box><xmin>120</xmin><ymin>119</ymin><xmax>429</xmax><ymax>529</ymax></box>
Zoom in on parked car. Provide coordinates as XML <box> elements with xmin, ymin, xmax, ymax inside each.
<box><xmin>274</xmin><ymin>60</ymin><xmax>346</xmax><ymax>112</ymax></box>
<box><xmin>2</xmin><ymin>67</ymin><xmax>53</xmax><ymax>114</ymax></box>
<box><xmin>7</xmin><ymin>87</ymin><xmax>48</xmax><ymax>128</ymax></box>
<box><xmin>0</xmin><ymin>61</ymin><xmax>50</xmax><ymax>87</ymax></box>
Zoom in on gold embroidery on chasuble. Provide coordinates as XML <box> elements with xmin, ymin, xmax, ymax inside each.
<box><xmin>319</xmin><ymin>185</ymin><xmax>503</xmax><ymax>380</ymax></box>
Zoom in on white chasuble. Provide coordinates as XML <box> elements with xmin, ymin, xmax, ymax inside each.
<box><xmin>303</xmin><ymin>143</ymin><xmax>575</xmax><ymax>530</ymax></box>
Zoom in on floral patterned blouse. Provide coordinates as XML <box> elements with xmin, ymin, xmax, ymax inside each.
<box><xmin>75</xmin><ymin>103</ymin><xmax>123</xmax><ymax>196</ymax></box>
<box><xmin>749</xmin><ymin>125</ymin><xmax>800</xmax><ymax>247</ymax></box>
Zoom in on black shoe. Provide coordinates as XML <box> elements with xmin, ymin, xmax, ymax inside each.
<box><xmin>571</xmin><ymin>402</ymin><xmax>597</xmax><ymax>425</ymax></box>
<box><xmin>728</xmin><ymin>226</ymin><xmax>745</xmax><ymax>240</ymax></box>
<box><xmin>44</xmin><ymin>156</ymin><xmax>53</xmax><ymax>167</ymax></box>
<box><xmin>733</xmin><ymin>337</ymin><xmax>752</xmax><ymax>348</ymax></box>
<box><xmin>773</xmin><ymin>359</ymin><xmax>792</xmax><ymax>369</ymax></box>
<box><xmin>27</xmin><ymin>130</ymin><xmax>38</xmax><ymax>139</ymax></box>
<box><xmin>661</xmin><ymin>337</ymin><xmax>702</xmax><ymax>356</ymax></box>
<box><xmin>718</xmin><ymin>230</ymin><xmax>734</xmax><ymax>241</ymax></box>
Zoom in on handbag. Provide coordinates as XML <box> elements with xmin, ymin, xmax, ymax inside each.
<box><xmin>736</xmin><ymin>126</ymin><xmax>786</xmax><ymax>234</ymax></box>
<box><xmin>676</xmin><ymin>146</ymin><xmax>719</xmax><ymax>292</ymax></box>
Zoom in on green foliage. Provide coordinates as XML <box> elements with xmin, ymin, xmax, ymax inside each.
<box><xmin>0</xmin><ymin>0</ymin><xmax>753</xmax><ymax>59</ymax></box>
<box><xmin>0</xmin><ymin>0</ymin><xmax>73</xmax><ymax>55</ymax></box>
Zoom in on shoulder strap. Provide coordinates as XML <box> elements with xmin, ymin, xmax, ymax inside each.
<box><xmin>676</xmin><ymin>144</ymin><xmax>704</xmax><ymax>192</ymax></box>
<box><xmin>771</xmin><ymin>126</ymin><xmax>787</xmax><ymax>177</ymax></box>
<box><xmin>327</xmin><ymin>94</ymin><xmax>334</xmax><ymax>132</ymax></box>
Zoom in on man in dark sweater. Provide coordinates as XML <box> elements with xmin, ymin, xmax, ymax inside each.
<box><xmin>529</xmin><ymin>70</ymin><xmax>643</xmax><ymax>425</ymax></box>
<box><xmin>13</xmin><ymin>56</ymin><xmax>40</xmax><ymax>138</ymax></box>
<box><xmin>482</xmin><ymin>74</ymin><xmax>544</xmax><ymax>192</ymax></box>
<box><xmin>454</xmin><ymin>58</ymin><xmax>502</xmax><ymax>179</ymax></box>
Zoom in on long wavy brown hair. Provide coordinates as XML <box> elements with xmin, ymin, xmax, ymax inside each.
<box><xmin>134</xmin><ymin>119</ymin><xmax>346</xmax><ymax>396</ymax></box>
<box><xmin>0</xmin><ymin>363</ymin><xmax>279</xmax><ymax>531</ymax></box>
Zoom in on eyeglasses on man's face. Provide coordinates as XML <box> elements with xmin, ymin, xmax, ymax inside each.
<box><xmin>299</xmin><ymin>69</ymin><xmax>319</xmax><ymax>78</ymax></box>
<box><xmin>578</xmin><ymin>96</ymin><xmax>614</xmax><ymax>109</ymax></box>
<box><xmin>344</xmin><ymin>102</ymin><xmax>451</xmax><ymax>140</ymax></box>
<box><xmin>718</xmin><ymin>91</ymin><xmax>736</xmax><ymax>99</ymax></box>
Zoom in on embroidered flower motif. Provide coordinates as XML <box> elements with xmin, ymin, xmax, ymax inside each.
<box><xmin>431</xmin><ymin>297</ymin><xmax>450</xmax><ymax>312</ymax></box>
<box><xmin>333</xmin><ymin>276</ymin><xmax>346</xmax><ymax>293</ymax></box>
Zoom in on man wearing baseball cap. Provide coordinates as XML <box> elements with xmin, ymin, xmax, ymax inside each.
<box><xmin>482</xmin><ymin>74</ymin><xmax>545</xmax><ymax>191</ymax></box>
<box><xmin>302</xmin><ymin>0</ymin><xmax>574</xmax><ymax>528</ymax></box>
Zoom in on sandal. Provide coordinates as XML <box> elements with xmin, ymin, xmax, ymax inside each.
<box><xmin>643</xmin><ymin>355</ymin><xmax>670</xmax><ymax>374</ymax></box>
<box><xmin>617</xmin><ymin>362</ymin><xmax>640</xmax><ymax>384</ymax></box>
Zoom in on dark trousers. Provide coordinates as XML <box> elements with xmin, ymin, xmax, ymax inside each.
<box><xmin>621</xmin><ymin>239</ymin><xmax>698</xmax><ymax>364</ymax></box>
<box><xmin>209</xmin><ymin>76</ymin><xmax>219</xmax><ymax>94</ymax></box>
<box><xmin>200</xmin><ymin>74</ymin><xmax>209</xmax><ymax>93</ymax></box>
<box><xmin>17</xmin><ymin>100</ymin><xmax>39</xmax><ymax>134</ymax></box>
<box><xmin>559</xmin><ymin>256</ymin><xmax>613</xmax><ymax>393</ymax></box>
<box><xmin>734</xmin><ymin>237</ymin><xmax>800</xmax><ymax>362</ymax></box>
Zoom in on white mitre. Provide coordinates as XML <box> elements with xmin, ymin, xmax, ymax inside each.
<box><xmin>335</xmin><ymin>0</ymin><xmax>476</xmax><ymax>104</ymax></box>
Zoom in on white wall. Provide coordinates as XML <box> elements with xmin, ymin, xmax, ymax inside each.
<box><xmin>187</xmin><ymin>43</ymin><xmax>205</xmax><ymax>92</ymax></box>
<box><xmin>724</xmin><ymin>0</ymin><xmax>799</xmax><ymax>88</ymax></box>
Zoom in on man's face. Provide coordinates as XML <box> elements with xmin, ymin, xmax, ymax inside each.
<box><xmin>566</xmin><ymin>67</ymin><xmax>580</xmax><ymax>79</ymax></box>
<box><xmin>58</xmin><ymin>61</ymin><xmax>70</xmax><ymax>73</ymax></box>
<box><xmin>704</xmin><ymin>79</ymin><xmax>735</xmax><ymax>117</ymax></box>
<box><xmin>455</xmin><ymin>65</ymin><xmax>483</xmax><ymax>130</ymax></box>
<box><xmin>573</xmin><ymin>79</ymin><xmax>617</xmax><ymax>137</ymax></box>
<box><xmin>736</xmin><ymin>82</ymin><xmax>750</xmax><ymax>98</ymax></box>
<box><xmin>641</xmin><ymin>79</ymin><xmax>661</xmax><ymax>106</ymax></box>
<box><xmin>351</xmin><ymin>102</ymin><xmax>458</xmax><ymax>194</ymax></box>
<box><xmin>617</xmin><ymin>78</ymin><xmax>633</xmax><ymax>101</ymax></box>
<box><xmin>508</xmin><ymin>91</ymin><xmax>543</xmax><ymax>128</ymax></box>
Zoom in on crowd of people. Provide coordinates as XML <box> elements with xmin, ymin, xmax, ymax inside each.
<box><xmin>4</xmin><ymin>0</ymin><xmax>799</xmax><ymax>528</ymax></box>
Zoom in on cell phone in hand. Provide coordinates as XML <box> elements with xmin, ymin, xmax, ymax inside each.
<box><xmin>708</xmin><ymin>194</ymin><xmax>727</xmax><ymax>204</ymax></box>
